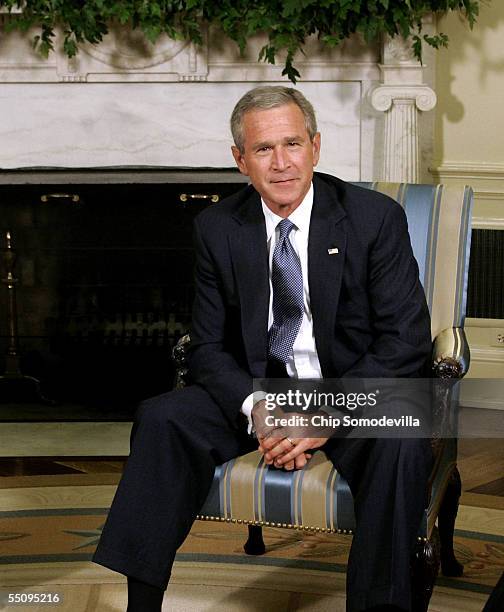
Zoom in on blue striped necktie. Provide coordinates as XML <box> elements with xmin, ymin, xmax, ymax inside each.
<box><xmin>268</xmin><ymin>218</ymin><xmax>304</xmax><ymax>364</ymax></box>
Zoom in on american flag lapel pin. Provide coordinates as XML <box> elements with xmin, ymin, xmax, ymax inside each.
<box><xmin>327</xmin><ymin>247</ymin><xmax>339</xmax><ymax>255</ymax></box>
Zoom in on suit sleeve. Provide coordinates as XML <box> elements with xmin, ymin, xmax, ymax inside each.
<box><xmin>186</xmin><ymin>215</ymin><xmax>253</xmax><ymax>427</ymax></box>
<box><xmin>343</xmin><ymin>202</ymin><xmax>432</xmax><ymax>377</ymax></box>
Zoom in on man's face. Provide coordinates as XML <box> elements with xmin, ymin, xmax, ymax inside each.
<box><xmin>231</xmin><ymin>103</ymin><xmax>321</xmax><ymax>216</ymax></box>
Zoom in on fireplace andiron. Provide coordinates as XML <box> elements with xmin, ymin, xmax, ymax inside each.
<box><xmin>0</xmin><ymin>231</ymin><xmax>55</xmax><ymax>404</ymax></box>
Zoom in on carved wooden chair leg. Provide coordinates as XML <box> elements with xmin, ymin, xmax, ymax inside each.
<box><xmin>410</xmin><ymin>527</ymin><xmax>441</xmax><ymax>612</ymax></box>
<box><xmin>439</xmin><ymin>466</ymin><xmax>464</xmax><ymax>577</ymax></box>
<box><xmin>243</xmin><ymin>525</ymin><xmax>266</xmax><ymax>555</ymax></box>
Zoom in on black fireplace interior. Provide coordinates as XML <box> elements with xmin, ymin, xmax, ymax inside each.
<box><xmin>0</xmin><ymin>169</ymin><xmax>246</xmax><ymax>419</ymax></box>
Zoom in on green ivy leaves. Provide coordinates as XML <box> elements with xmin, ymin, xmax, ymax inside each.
<box><xmin>0</xmin><ymin>0</ymin><xmax>482</xmax><ymax>82</ymax></box>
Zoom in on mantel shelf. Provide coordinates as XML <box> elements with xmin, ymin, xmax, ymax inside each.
<box><xmin>0</xmin><ymin>167</ymin><xmax>248</xmax><ymax>185</ymax></box>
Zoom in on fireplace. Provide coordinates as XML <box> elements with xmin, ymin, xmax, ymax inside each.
<box><xmin>0</xmin><ymin>168</ymin><xmax>247</xmax><ymax>418</ymax></box>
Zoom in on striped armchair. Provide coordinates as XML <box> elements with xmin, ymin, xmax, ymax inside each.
<box><xmin>173</xmin><ymin>182</ymin><xmax>473</xmax><ymax>612</ymax></box>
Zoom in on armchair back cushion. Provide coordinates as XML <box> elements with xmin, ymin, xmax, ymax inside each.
<box><xmin>356</xmin><ymin>183</ymin><xmax>473</xmax><ymax>339</ymax></box>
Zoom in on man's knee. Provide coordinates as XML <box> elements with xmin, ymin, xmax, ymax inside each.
<box><xmin>133</xmin><ymin>385</ymin><xmax>221</xmax><ymax>432</ymax></box>
<box><xmin>135</xmin><ymin>388</ymin><xmax>192</xmax><ymax>427</ymax></box>
<box><xmin>374</xmin><ymin>437</ymin><xmax>433</xmax><ymax>472</ymax></box>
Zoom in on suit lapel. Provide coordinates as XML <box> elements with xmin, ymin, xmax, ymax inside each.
<box><xmin>309</xmin><ymin>175</ymin><xmax>347</xmax><ymax>375</ymax></box>
<box><xmin>229</xmin><ymin>190</ymin><xmax>269</xmax><ymax>374</ymax></box>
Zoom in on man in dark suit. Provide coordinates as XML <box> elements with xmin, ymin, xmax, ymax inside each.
<box><xmin>93</xmin><ymin>86</ymin><xmax>433</xmax><ymax>612</ymax></box>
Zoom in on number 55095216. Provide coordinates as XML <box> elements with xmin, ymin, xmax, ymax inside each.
<box><xmin>1</xmin><ymin>591</ymin><xmax>62</xmax><ymax>605</ymax></box>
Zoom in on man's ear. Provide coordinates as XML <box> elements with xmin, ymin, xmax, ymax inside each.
<box><xmin>312</xmin><ymin>132</ymin><xmax>321</xmax><ymax>167</ymax></box>
<box><xmin>231</xmin><ymin>145</ymin><xmax>249</xmax><ymax>176</ymax></box>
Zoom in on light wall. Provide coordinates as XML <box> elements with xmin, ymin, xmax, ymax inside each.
<box><xmin>432</xmin><ymin>2</ymin><xmax>504</xmax><ymax>382</ymax></box>
<box><xmin>433</xmin><ymin>3</ymin><xmax>504</xmax><ymax>222</ymax></box>
<box><xmin>434</xmin><ymin>4</ymin><xmax>504</xmax><ymax>168</ymax></box>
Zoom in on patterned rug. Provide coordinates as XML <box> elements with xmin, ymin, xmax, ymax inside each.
<box><xmin>1</xmin><ymin>506</ymin><xmax>502</xmax><ymax>597</ymax></box>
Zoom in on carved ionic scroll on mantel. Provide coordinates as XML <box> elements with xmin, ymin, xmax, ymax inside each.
<box><xmin>371</xmin><ymin>34</ymin><xmax>436</xmax><ymax>183</ymax></box>
<box><xmin>371</xmin><ymin>86</ymin><xmax>437</xmax><ymax>113</ymax></box>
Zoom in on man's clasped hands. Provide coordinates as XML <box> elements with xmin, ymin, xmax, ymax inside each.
<box><xmin>251</xmin><ymin>398</ymin><xmax>330</xmax><ymax>471</ymax></box>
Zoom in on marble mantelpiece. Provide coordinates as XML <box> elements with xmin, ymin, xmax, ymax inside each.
<box><xmin>0</xmin><ymin>21</ymin><xmax>436</xmax><ymax>182</ymax></box>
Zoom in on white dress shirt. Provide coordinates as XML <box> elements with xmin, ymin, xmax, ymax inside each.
<box><xmin>241</xmin><ymin>183</ymin><xmax>322</xmax><ymax>429</ymax></box>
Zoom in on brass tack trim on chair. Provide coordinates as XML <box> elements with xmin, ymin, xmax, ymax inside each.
<box><xmin>196</xmin><ymin>514</ymin><xmax>354</xmax><ymax>535</ymax></box>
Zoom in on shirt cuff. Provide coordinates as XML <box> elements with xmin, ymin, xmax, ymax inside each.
<box><xmin>241</xmin><ymin>391</ymin><xmax>267</xmax><ymax>435</ymax></box>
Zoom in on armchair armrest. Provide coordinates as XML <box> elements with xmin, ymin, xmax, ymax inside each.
<box><xmin>432</xmin><ymin>327</ymin><xmax>470</xmax><ymax>379</ymax></box>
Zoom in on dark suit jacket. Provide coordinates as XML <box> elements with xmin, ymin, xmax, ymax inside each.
<box><xmin>187</xmin><ymin>172</ymin><xmax>432</xmax><ymax>426</ymax></box>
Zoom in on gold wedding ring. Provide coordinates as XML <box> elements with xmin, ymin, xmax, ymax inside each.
<box><xmin>286</xmin><ymin>437</ymin><xmax>296</xmax><ymax>447</ymax></box>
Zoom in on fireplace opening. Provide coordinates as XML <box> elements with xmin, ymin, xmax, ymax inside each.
<box><xmin>0</xmin><ymin>168</ymin><xmax>247</xmax><ymax>420</ymax></box>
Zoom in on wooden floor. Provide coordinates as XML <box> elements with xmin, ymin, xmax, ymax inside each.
<box><xmin>0</xmin><ymin>562</ymin><xmax>490</xmax><ymax>612</ymax></box>
<box><xmin>0</xmin><ymin>438</ymin><xmax>502</xmax><ymax>509</ymax></box>
<box><xmin>0</xmin><ymin>457</ymin><xmax>126</xmax><ymax>478</ymax></box>
<box><xmin>458</xmin><ymin>439</ymin><xmax>504</xmax><ymax>496</ymax></box>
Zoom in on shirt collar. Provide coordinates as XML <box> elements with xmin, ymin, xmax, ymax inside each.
<box><xmin>261</xmin><ymin>182</ymin><xmax>314</xmax><ymax>241</ymax></box>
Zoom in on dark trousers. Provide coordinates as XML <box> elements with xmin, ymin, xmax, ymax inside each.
<box><xmin>93</xmin><ymin>385</ymin><xmax>433</xmax><ymax>612</ymax></box>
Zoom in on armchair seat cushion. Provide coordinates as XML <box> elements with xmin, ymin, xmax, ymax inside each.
<box><xmin>199</xmin><ymin>450</ymin><xmax>355</xmax><ymax>533</ymax></box>
<box><xmin>199</xmin><ymin>438</ymin><xmax>457</xmax><ymax>539</ymax></box>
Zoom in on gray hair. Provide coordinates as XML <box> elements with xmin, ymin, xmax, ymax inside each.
<box><xmin>230</xmin><ymin>86</ymin><xmax>318</xmax><ymax>153</ymax></box>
